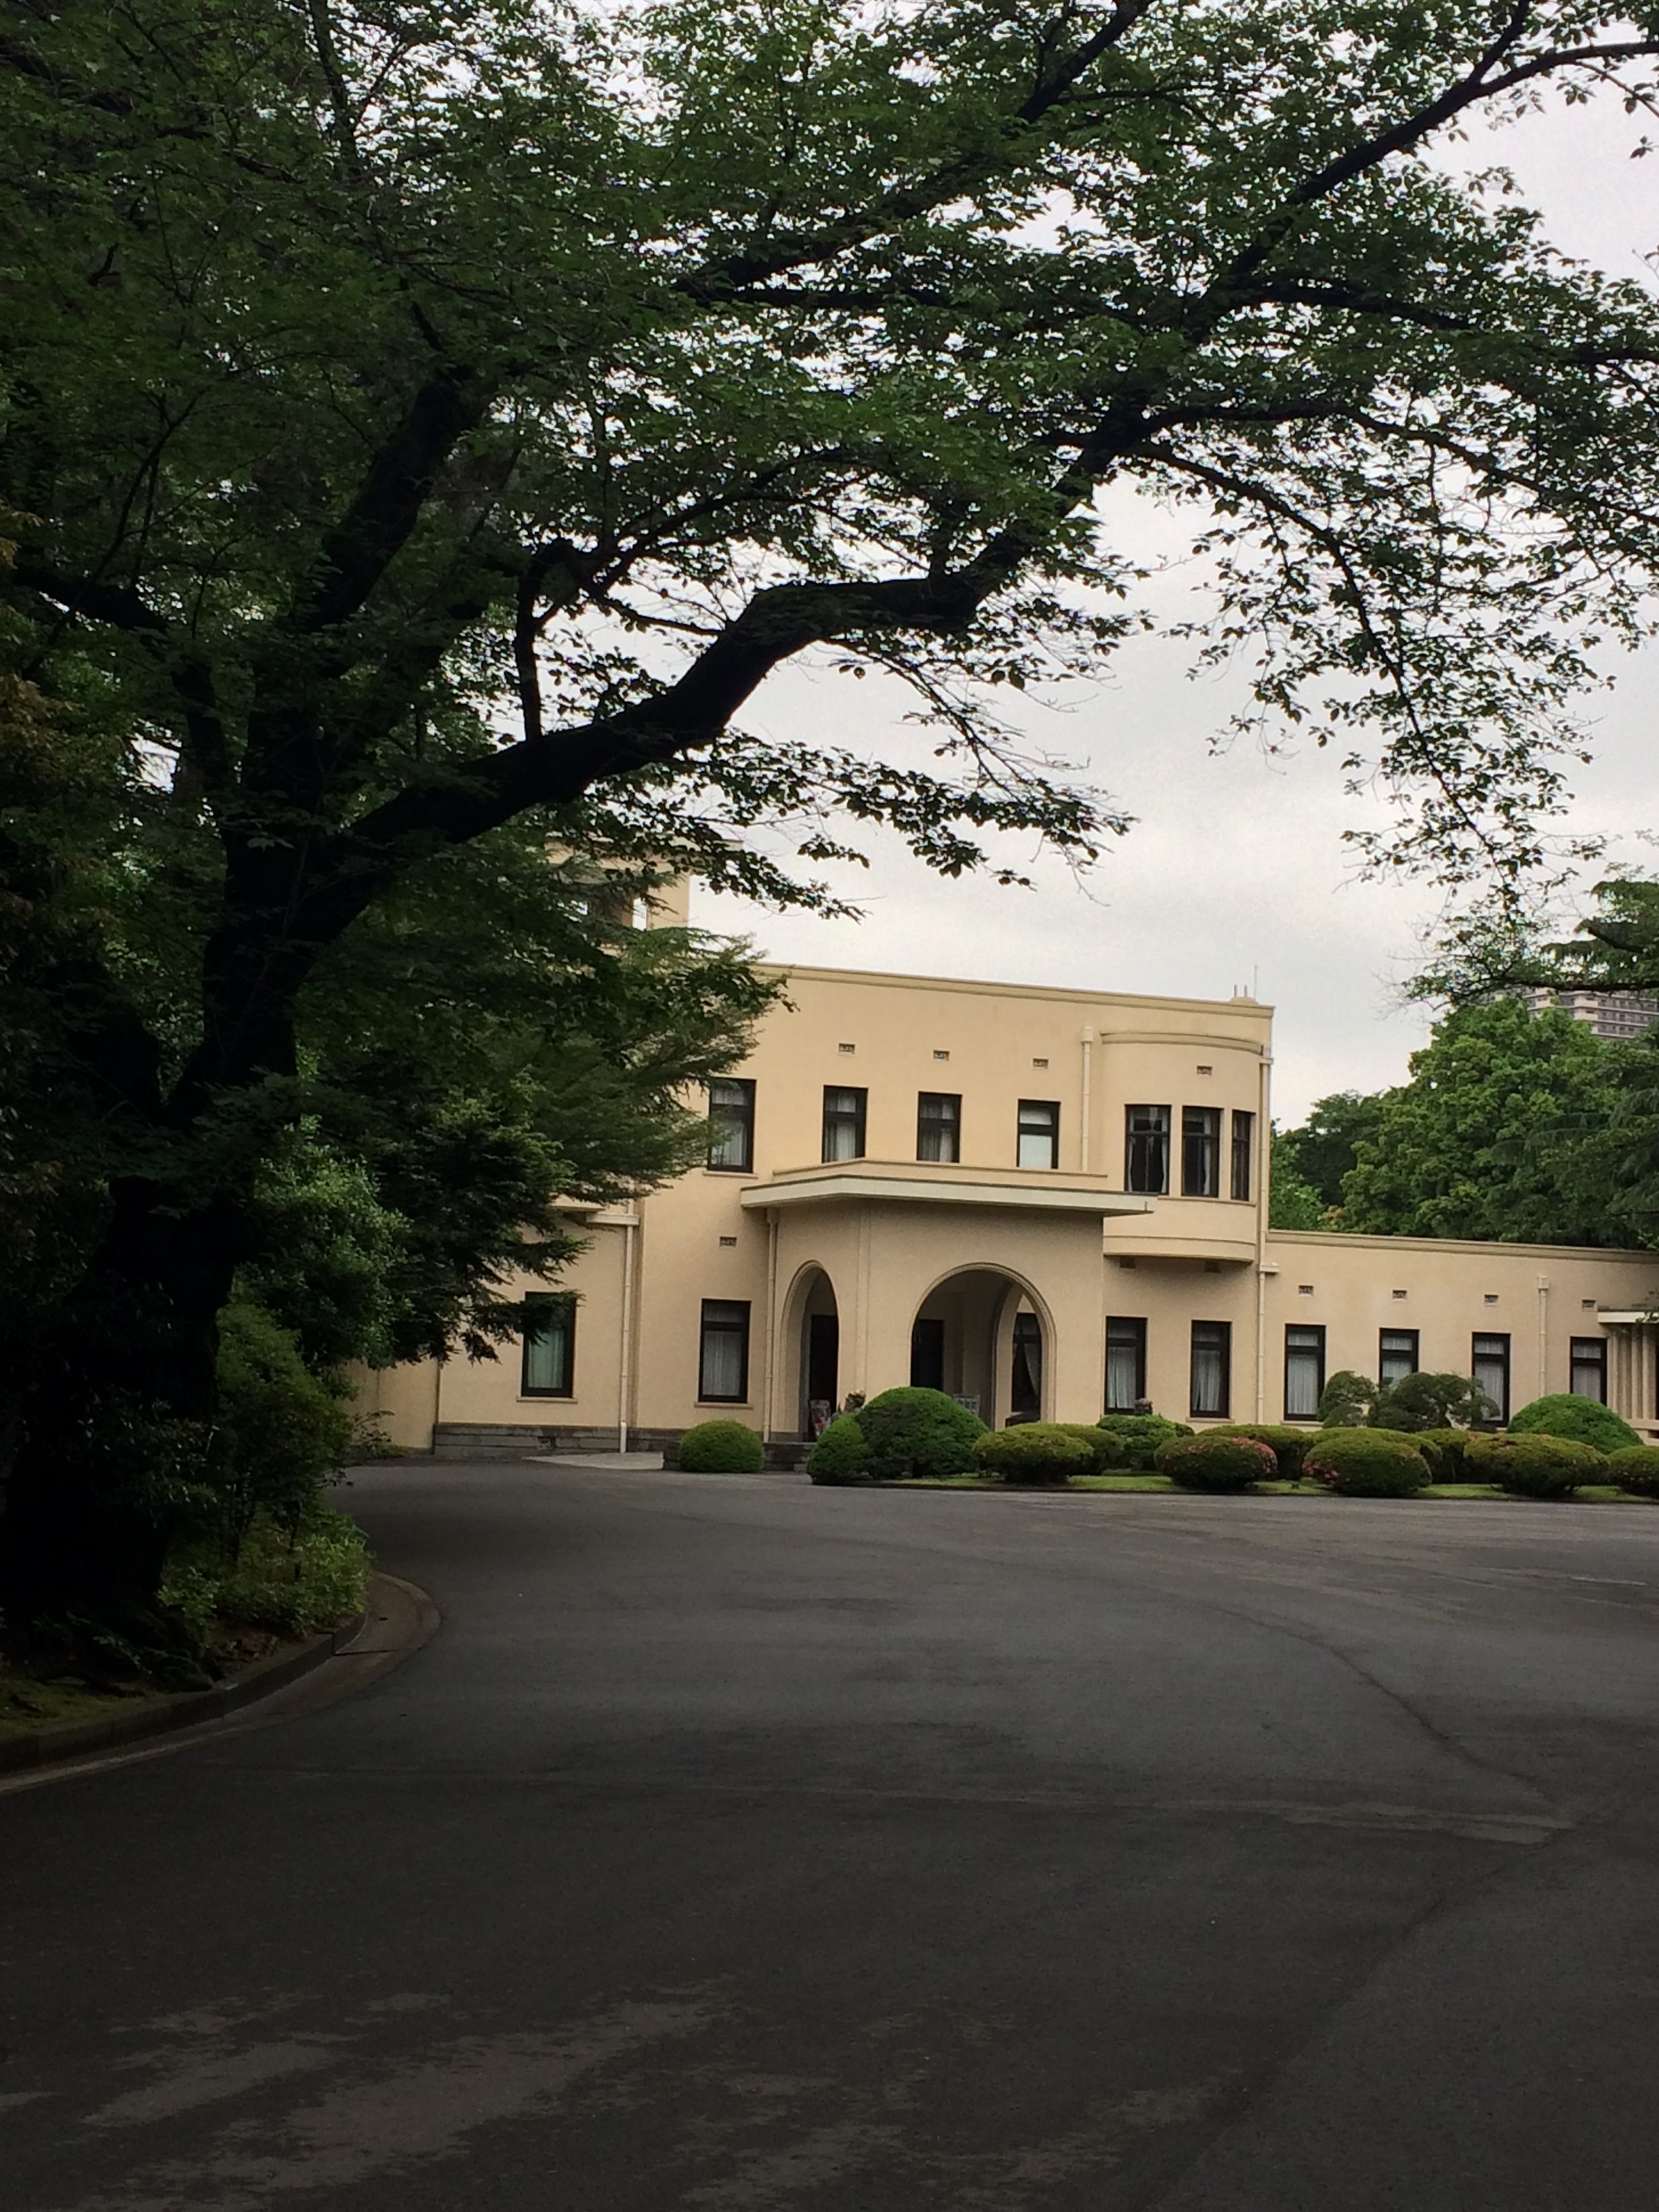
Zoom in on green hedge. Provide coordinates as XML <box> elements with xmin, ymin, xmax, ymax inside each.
<box><xmin>857</xmin><ymin>1387</ymin><xmax>986</xmax><ymax>1479</ymax></box>
<box><xmin>677</xmin><ymin>1419</ymin><xmax>765</xmax><ymax>1473</ymax></box>
<box><xmin>1606</xmin><ymin>1445</ymin><xmax>1659</xmax><ymax>1498</ymax></box>
<box><xmin>1467</xmin><ymin>1432</ymin><xmax>1608</xmax><ymax>1497</ymax></box>
<box><xmin>1412</xmin><ymin>1428</ymin><xmax>1472</xmax><ymax>1481</ymax></box>
<box><xmin>975</xmin><ymin>1425</ymin><xmax>1093</xmax><ymax>1484</ymax></box>
<box><xmin>1213</xmin><ymin>1423</ymin><xmax>1313</xmax><ymax>1479</ymax></box>
<box><xmin>1304</xmin><ymin>1428</ymin><xmax>1429</xmax><ymax>1497</ymax></box>
<box><xmin>806</xmin><ymin>1414</ymin><xmax>873</xmax><ymax>1485</ymax></box>
<box><xmin>1155</xmin><ymin>1433</ymin><xmax>1277</xmax><ymax>1492</ymax></box>
<box><xmin>1097</xmin><ymin>1414</ymin><xmax>1193</xmax><ymax>1470</ymax></box>
<box><xmin>1507</xmin><ymin>1394</ymin><xmax>1640</xmax><ymax>1455</ymax></box>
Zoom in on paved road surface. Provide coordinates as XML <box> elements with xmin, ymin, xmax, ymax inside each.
<box><xmin>8</xmin><ymin>1462</ymin><xmax>1659</xmax><ymax>2210</ymax></box>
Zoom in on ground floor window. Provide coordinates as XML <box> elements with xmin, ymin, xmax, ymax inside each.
<box><xmin>1472</xmin><ymin>1332</ymin><xmax>1511</xmax><ymax>1424</ymax></box>
<box><xmin>1191</xmin><ymin>1320</ymin><xmax>1231</xmax><ymax>1419</ymax></box>
<box><xmin>1379</xmin><ymin>1328</ymin><xmax>1419</xmax><ymax>1388</ymax></box>
<box><xmin>1284</xmin><ymin>1325</ymin><xmax>1325</xmax><ymax>1422</ymax></box>
<box><xmin>699</xmin><ymin>1299</ymin><xmax>751</xmax><ymax>1402</ymax></box>
<box><xmin>1105</xmin><ymin>1315</ymin><xmax>1147</xmax><ymax>1412</ymax></box>
<box><xmin>521</xmin><ymin>1294</ymin><xmax>575</xmax><ymax>1397</ymax></box>
<box><xmin>1570</xmin><ymin>1336</ymin><xmax>1608</xmax><ymax>1404</ymax></box>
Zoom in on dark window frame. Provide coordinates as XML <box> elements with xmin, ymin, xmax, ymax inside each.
<box><xmin>699</xmin><ymin>1298</ymin><xmax>752</xmax><ymax>1404</ymax></box>
<box><xmin>1182</xmin><ymin>1105</ymin><xmax>1223</xmax><ymax>1197</ymax></box>
<box><xmin>916</xmin><ymin>1090</ymin><xmax>962</xmax><ymax>1164</ymax></box>
<box><xmin>1105</xmin><ymin>1315</ymin><xmax>1147</xmax><ymax>1412</ymax></box>
<box><xmin>1017</xmin><ymin>1098</ymin><xmax>1061</xmax><ymax>1171</ymax></box>
<box><xmin>821</xmin><ymin>1084</ymin><xmax>868</xmax><ymax>1163</ymax></box>
<box><xmin>1230</xmin><ymin>1109</ymin><xmax>1255</xmax><ymax>1202</ymax></box>
<box><xmin>1126</xmin><ymin>1104</ymin><xmax>1171</xmax><ymax>1194</ymax></box>
<box><xmin>520</xmin><ymin>1292</ymin><xmax>576</xmax><ymax>1399</ymax></box>
<box><xmin>706</xmin><ymin>1077</ymin><xmax>756</xmax><ymax>1172</ymax></box>
<box><xmin>1378</xmin><ymin>1327</ymin><xmax>1420</xmax><ymax>1388</ymax></box>
<box><xmin>1284</xmin><ymin>1324</ymin><xmax>1326</xmax><ymax>1422</ymax></box>
<box><xmin>1471</xmin><ymin>1331</ymin><xmax>1511</xmax><ymax>1425</ymax></box>
<box><xmin>1190</xmin><ymin>1319</ymin><xmax>1232</xmax><ymax>1420</ymax></box>
<box><xmin>1570</xmin><ymin>1336</ymin><xmax>1609</xmax><ymax>1405</ymax></box>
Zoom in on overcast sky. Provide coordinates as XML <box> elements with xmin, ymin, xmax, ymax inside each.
<box><xmin>692</xmin><ymin>86</ymin><xmax>1659</xmax><ymax>1125</ymax></box>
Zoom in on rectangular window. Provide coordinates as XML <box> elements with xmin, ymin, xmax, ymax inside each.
<box><xmin>1017</xmin><ymin>1099</ymin><xmax>1060</xmax><ymax>1170</ymax></box>
<box><xmin>699</xmin><ymin>1299</ymin><xmax>751</xmax><ymax>1403</ymax></box>
<box><xmin>1472</xmin><ymin>1332</ymin><xmax>1511</xmax><ymax>1425</ymax></box>
<box><xmin>1182</xmin><ymin>1107</ymin><xmax>1222</xmax><ymax>1196</ymax></box>
<box><xmin>917</xmin><ymin>1091</ymin><xmax>961</xmax><ymax>1164</ymax></box>
<box><xmin>1230</xmin><ymin>1110</ymin><xmax>1255</xmax><ymax>1202</ymax></box>
<box><xmin>1126</xmin><ymin>1105</ymin><xmax>1170</xmax><ymax>1193</ymax></box>
<box><xmin>1105</xmin><ymin>1316</ymin><xmax>1147</xmax><ymax>1412</ymax></box>
<box><xmin>521</xmin><ymin>1294</ymin><xmax>575</xmax><ymax>1397</ymax></box>
<box><xmin>1191</xmin><ymin>1320</ymin><xmax>1231</xmax><ymax>1419</ymax></box>
<box><xmin>706</xmin><ymin>1078</ymin><xmax>754</xmax><ymax>1172</ymax></box>
<box><xmin>821</xmin><ymin>1085</ymin><xmax>867</xmax><ymax>1163</ymax></box>
<box><xmin>1570</xmin><ymin>1336</ymin><xmax>1608</xmax><ymax>1404</ymax></box>
<box><xmin>1284</xmin><ymin>1325</ymin><xmax>1326</xmax><ymax>1422</ymax></box>
<box><xmin>1379</xmin><ymin>1328</ymin><xmax>1420</xmax><ymax>1389</ymax></box>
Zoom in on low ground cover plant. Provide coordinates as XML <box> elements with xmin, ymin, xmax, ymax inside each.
<box><xmin>1097</xmin><ymin>1414</ymin><xmax>1193</xmax><ymax>1469</ymax></box>
<box><xmin>1156</xmin><ymin>1433</ymin><xmax>1277</xmax><ymax>1492</ymax></box>
<box><xmin>1507</xmin><ymin>1395</ymin><xmax>1641</xmax><ymax>1454</ymax></box>
<box><xmin>1606</xmin><ymin>1446</ymin><xmax>1659</xmax><ymax>1497</ymax></box>
<box><xmin>677</xmin><ymin>1420</ymin><xmax>766</xmax><ymax>1473</ymax></box>
<box><xmin>974</xmin><ymin>1425</ymin><xmax>1093</xmax><ymax>1484</ymax></box>
<box><xmin>1466</xmin><ymin>1432</ymin><xmax>1609</xmax><ymax>1496</ymax></box>
<box><xmin>1303</xmin><ymin>1428</ymin><xmax>1430</xmax><ymax>1496</ymax></box>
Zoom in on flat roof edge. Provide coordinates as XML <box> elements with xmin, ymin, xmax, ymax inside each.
<box><xmin>755</xmin><ymin>961</ymin><xmax>1272</xmax><ymax>1019</ymax></box>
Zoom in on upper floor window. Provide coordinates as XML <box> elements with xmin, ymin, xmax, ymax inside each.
<box><xmin>706</xmin><ymin>1078</ymin><xmax>754</xmax><ymax>1172</ymax></box>
<box><xmin>1472</xmin><ymin>1332</ymin><xmax>1511</xmax><ymax>1424</ymax></box>
<box><xmin>1105</xmin><ymin>1316</ymin><xmax>1146</xmax><ymax>1412</ymax></box>
<box><xmin>1284</xmin><ymin>1324</ymin><xmax>1326</xmax><ymax>1422</ymax></box>
<box><xmin>1182</xmin><ymin>1107</ymin><xmax>1221</xmax><ymax>1196</ymax></box>
<box><xmin>1017</xmin><ymin>1099</ymin><xmax>1059</xmax><ymax>1170</ymax></box>
<box><xmin>1230</xmin><ymin>1109</ymin><xmax>1254</xmax><ymax>1201</ymax></box>
<box><xmin>917</xmin><ymin>1091</ymin><xmax>961</xmax><ymax>1164</ymax></box>
<box><xmin>821</xmin><ymin>1085</ymin><xmax>867</xmax><ymax>1162</ymax></box>
<box><xmin>1570</xmin><ymin>1336</ymin><xmax>1608</xmax><ymax>1404</ymax></box>
<box><xmin>1126</xmin><ymin>1105</ymin><xmax>1170</xmax><ymax>1193</ymax></box>
<box><xmin>1379</xmin><ymin>1328</ymin><xmax>1418</xmax><ymax>1388</ymax></box>
<box><xmin>521</xmin><ymin>1294</ymin><xmax>575</xmax><ymax>1398</ymax></box>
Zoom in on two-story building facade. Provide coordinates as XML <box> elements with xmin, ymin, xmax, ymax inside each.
<box><xmin>357</xmin><ymin>962</ymin><xmax>1659</xmax><ymax>1454</ymax></box>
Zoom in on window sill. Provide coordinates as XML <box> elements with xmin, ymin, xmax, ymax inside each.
<box><xmin>697</xmin><ymin>1400</ymin><xmax>752</xmax><ymax>1410</ymax></box>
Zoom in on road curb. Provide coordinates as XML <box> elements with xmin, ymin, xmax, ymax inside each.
<box><xmin>0</xmin><ymin>1577</ymin><xmax>396</xmax><ymax>1777</ymax></box>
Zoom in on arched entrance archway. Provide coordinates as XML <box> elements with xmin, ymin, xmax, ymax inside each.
<box><xmin>793</xmin><ymin>1265</ymin><xmax>839</xmax><ymax>1436</ymax></box>
<box><xmin>909</xmin><ymin>1267</ymin><xmax>1052</xmax><ymax>1428</ymax></box>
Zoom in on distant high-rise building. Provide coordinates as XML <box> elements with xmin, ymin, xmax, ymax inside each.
<box><xmin>1525</xmin><ymin>987</ymin><xmax>1659</xmax><ymax>1042</ymax></box>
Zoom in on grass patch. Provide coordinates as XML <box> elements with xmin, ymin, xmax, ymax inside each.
<box><xmin>890</xmin><ymin>1475</ymin><xmax>1002</xmax><ymax>1488</ymax></box>
<box><xmin>0</xmin><ymin>1666</ymin><xmax>157</xmax><ymax>1743</ymax></box>
<box><xmin>1069</xmin><ymin>1473</ymin><xmax>1178</xmax><ymax>1492</ymax></box>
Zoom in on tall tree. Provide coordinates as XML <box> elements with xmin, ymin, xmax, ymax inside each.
<box><xmin>1339</xmin><ymin>1000</ymin><xmax>1616</xmax><ymax>1242</ymax></box>
<box><xmin>1275</xmin><ymin>1092</ymin><xmax>1387</xmax><ymax>1213</ymax></box>
<box><xmin>7</xmin><ymin>0</ymin><xmax>1659</xmax><ymax>1623</ymax></box>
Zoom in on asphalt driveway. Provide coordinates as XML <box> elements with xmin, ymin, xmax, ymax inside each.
<box><xmin>7</xmin><ymin>1462</ymin><xmax>1659</xmax><ymax>2210</ymax></box>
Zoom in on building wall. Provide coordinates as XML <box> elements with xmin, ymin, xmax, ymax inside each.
<box><xmin>354</xmin><ymin>961</ymin><xmax>1659</xmax><ymax>1450</ymax></box>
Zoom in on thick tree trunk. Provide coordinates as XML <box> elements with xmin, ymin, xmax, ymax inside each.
<box><xmin>0</xmin><ymin>1176</ymin><xmax>238</xmax><ymax>1661</ymax></box>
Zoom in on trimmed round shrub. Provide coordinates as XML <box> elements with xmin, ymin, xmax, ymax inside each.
<box><xmin>1606</xmin><ymin>1445</ymin><xmax>1659</xmax><ymax>1498</ymax></box>
<box><xmin>857</xmin><ymin>1387</ymin><xmax>986</xmax><ymax>1479</ymax></box>
<box><xmin>1051</xmin><ymin>1423</ymin><xmax>1126</xmax><ymax>1472</ymax></box>
<box><xmin>1213</xmin><ymin>1423</ymin><xmax>1313</xmax><ymax>1479</ymax></box>
<box><xmin>1317</xmin><ymin>1370</ymin><xmax>1378</xmax><ymax>1428</ymax></box>
<box><xmin>1097</xmin><ymin>1414</ymin><xmax>1193</xmax><ymax>1470</ymax></box>
<box><xmin>1372</xmin><ymin>1372</ymin><xmax>1494</xmax><ymax>1431</ymax></box>
<box><xmin>975</xmin><ymin>1425</ymin><xmax>1092</xmax><ymax>1485</ymax></box>
<box><xmin>1413</xmin><ymin>1428</ymin><xmax>1472</xmax><ymax>1481</ymax></box>
<box><xmin>676</xmin><ymin>1418</ymin><xmax>765</xmax><ymax>1473</ymax></box>
<box><xmin>1507</xmin><ymin>1394</ymin><xmax>1640</xmax><ymax>1455</ymax></box>
<box><xmin>1155</xmin><ymin>1433</ymin><xmax>1277</xmax><ymax>1493</ymax></box>
<box><xmin>1467</xmin><ymin>1432</ymin><xmax>1609</xmax><ymax>1498</ymax></box>
<box><xmin>1303</xmin><ymin>1427</ymin><xmax>1430</xmax><ymax>1497</ymax></box>
<box><xmin>806</xmin><ymin>1414</ymin><xmax>874</xmax><ymax>1485</ymax></box>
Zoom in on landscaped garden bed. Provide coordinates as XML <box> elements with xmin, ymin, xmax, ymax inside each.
<box><xmin>809</xmin><ymin>1388</ymin><xmax>1659</xmax><ymax>1504</ymax></box>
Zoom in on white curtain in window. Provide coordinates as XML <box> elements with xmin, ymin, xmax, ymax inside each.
<box><xmin>1106</xmin><ymin>1340</ymin><xmax>1141</xmax><ymax>1411</ymax></box>
<box><xmin>701</xmin><ymin>1309</ymin><xmax>746</xmax><ymax>1398</ymax></box>
<box><xmin>1191</xmin><ymin>1337</ymin><xmax>1226</xmax><ymax>1416</ymax></box>
<box><xmin>524</xmin><ymin>1307</ymin><xmax>571</xmax><ymax>1392</ymax></box>
<box><xmin>1284</xmin><ymin>1338</ymin><xmax>1321</xmax><ymax>1420</ymax></box>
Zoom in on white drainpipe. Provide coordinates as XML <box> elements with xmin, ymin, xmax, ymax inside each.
<box><xmin>1254</xmin><ymin>1046</ymin><xmax>1273</xmax><ymax>1420</ymax></box>
<box><xmin>1080</xmin><ymin>1025</ymin><xmax>1095</xmax><ymax>1171</ymax></box>
<box><xmin>617</xmin><ymin>1208</ymin><xmax>638</xmax><ymax>1453</ymax></box>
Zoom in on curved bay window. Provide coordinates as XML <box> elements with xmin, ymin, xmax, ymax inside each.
<box><xmin>1182</xmin><ymin>1107</ymin><xmax>1221</xmax><ymax>1197</ymax></box>
<box><xmin>1126</xmin><ymin>1105</ymin><xmax>1170</xmax><ymax>1194</ymax></box>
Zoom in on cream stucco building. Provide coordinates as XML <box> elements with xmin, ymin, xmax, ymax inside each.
<box><xmin>359</xmin><ymin>960</ymin><xmax>1659</xmax><ymax>1456</ymax></box>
